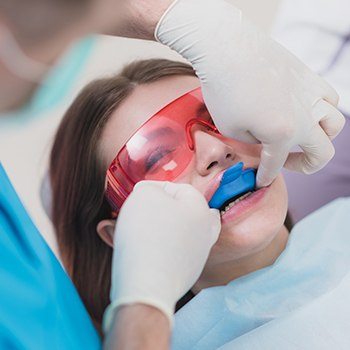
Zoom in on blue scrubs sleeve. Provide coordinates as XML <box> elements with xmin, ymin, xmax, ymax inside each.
<box><xmin>0</xmin><ymin>163</ymin><xmax>101</xmax><ymax>349</ymax></box>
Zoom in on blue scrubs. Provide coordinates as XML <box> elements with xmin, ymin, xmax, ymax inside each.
<box><xmin>0</xmin><ymin>163</ymin><xmax>101</xmax><ymax>349</ymax></box>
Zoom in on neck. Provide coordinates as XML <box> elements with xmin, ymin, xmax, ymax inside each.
<box><xmin>192</xmin><ymin>226</ymin><xmax>289</xmax><ymax>294</ymax></box>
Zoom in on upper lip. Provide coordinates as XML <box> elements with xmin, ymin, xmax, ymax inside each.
<box><xmin>204</xmin><ymin>170</ymin><xmax>226</xmax><ymax>202</ymax></box>
<box><xmin>204</xmin><ymin>164</ymin><xmax>257</xmax><ymax>203</ymax></box>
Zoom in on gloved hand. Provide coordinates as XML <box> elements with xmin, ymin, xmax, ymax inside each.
<box><xmin>156</xmin><ymin>0</ymin><xmax>345</xmax><ymax>187</ymax></box>
<box><xmin>103</xmin><ymin>181</ymin><xmax>221</xmax><ymax>331</ymax></box>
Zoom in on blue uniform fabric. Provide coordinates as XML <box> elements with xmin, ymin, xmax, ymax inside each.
<box><xmin>172</xmin><ymin>198</ymin><xmax>350</xmax><ymax>350</ymax></box>
<box><xmin>0</xmin><ymin>163</ymin><xmax>101</xmax><ymax>349</ymax></box>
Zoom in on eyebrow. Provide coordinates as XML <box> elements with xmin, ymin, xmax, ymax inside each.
<box><xmin>142</xmin><ymin>103</ymin><xmax>210</xmax><ymax>141</ymax></box>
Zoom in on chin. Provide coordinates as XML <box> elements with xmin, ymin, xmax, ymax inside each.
<box><xmin>208</xmin><ymin>175</ymin><xmax>288</xmax><ymax>263</ymax></box>
<box><xmin>218</xmin><ymin>220</ymin><xmax>284</xmax><ymax>261</ymax></box>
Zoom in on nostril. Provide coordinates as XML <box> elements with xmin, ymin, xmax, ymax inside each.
<box><xmin>207</xmin><ymin>161</ymin><xmax>218</xmax><ymax>170</ymax></box>
<box><xmin>226</xmin><ymin>153</ymin><xmax>232</xmax><ymax>159</ymax></box>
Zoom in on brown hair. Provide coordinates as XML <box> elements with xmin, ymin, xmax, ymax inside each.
<box><xmin>49</xmin><ymin>59</ymin><xmax>196</xmax><ymax>335</ymax></box>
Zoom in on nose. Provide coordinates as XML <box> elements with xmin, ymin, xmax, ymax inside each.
<box><xmin>193</xmin><ymin>130</ymin><xmax>235</xmax><ymax>176</ymax></box>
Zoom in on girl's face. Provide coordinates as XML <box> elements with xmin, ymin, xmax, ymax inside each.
<box><xmin>99</xmin><ymin>75</ymin><xmax>288</xmax><ymax>268</ymax></box>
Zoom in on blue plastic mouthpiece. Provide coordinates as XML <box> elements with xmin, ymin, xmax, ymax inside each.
<box><xmin>208</xmin><ymin>162</ymin><xmax>256</xmax><ymax>209</ymax></box>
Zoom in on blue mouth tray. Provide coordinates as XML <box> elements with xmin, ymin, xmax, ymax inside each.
<box><xmin>208</xmin><ymin>162</ymin><xmax>256</xmax><ymax>209</ymax></box>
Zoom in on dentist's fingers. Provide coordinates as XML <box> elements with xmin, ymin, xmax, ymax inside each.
<box><xmin>134</xmin><ymin>181</ymin><xmax>210</xmax><ymax>210</ymax></box>
<box><xmin>314</xmin><ymin>100</ymin><xmax>346</xmax><ymax>140</ymax></box>
<box><xmin>284</xmin><ymin>126</ymin><xmax>335</xmax><ymax>174</ymax></box>
<box><xmin>162</xmin><ymin>182</ymin><xmax>209</xmax><ymax>207</ymax></box>
<box><xmin>132</xmin><ymin>181</ymin><xmax>220</xmax><ymax>243</ymax></box>
<box><xmin>208</xmin><ymin>208</ymin><xmax>221</xmax><ymax>243</ymax></box>
<box><xmin>163</xmin><ymin>182</ymin><xmax>221</xmax><ymax>242</ymax></box>
<box><xmin>136</xmin><ymin>180</ymin><xmax>198</xmax><ymax>198</ymax></box>
<box><xmin>315</xmin><ymin>76</ymin><xmax>340</xmax><ymax>107</ymax></box>
<box><xmin>222</xmin><ymin>128</ymin><xmax>259</xmax><ymax>144</ymax></box>
<box><xmin>256</xmin><ymin>144</ymin><xmax>289</xmax><ymax>188</ymax></box>
<box><xmin>132</xmin><ymin>180</ymin><xmax>169</xmax><ymax>196</ymax></box>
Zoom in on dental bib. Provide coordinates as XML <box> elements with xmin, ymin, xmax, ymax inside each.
<box><xmin>172</xmin><ymin>198</ymin><xmax>350</xmax><ymax>350</ymax></box>
<box><xmin>208</xmin><ymin>162</ymin><xmax>256</xmax><ymax>210</ymax></box>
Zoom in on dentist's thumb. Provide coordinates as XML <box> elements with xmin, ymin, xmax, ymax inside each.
<box><xmin>256</xmin><ymin>144</ymin><xmax>289</xmax><ymax>188</ymax></box>
<box><xmin>209</xmin><ymin>208</ymin><xmax>221</xmax><ymax>244</ymax></box>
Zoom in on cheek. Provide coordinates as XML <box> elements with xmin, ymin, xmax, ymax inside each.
<box><xmin>174</xmin><ymin>160</ymin><xmax>200</xmax><ymax>187</ymax></box>
<box><xmin>209</xmin><ymin>175</ymin><xmax>288</xmax><ymax>262</ymax></box>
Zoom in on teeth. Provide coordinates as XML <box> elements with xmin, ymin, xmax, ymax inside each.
<box><xmin>220</xmin><ymin>191</ymin><xmax>252</xmax><ymax>216</ymax></box>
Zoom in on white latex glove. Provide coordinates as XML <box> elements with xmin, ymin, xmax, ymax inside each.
<box><xmin>156</xmin><ymin>0</ymin><xmax>345</xmax><ymax>187</ymax></box>
<box><xmin>103</xmin><ymin>181</ymin><xmax>221</xmax><ymax>331</ymax></box>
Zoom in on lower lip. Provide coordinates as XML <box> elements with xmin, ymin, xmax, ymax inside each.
<box><xmin>220</xmin><ymin>186</ymin><xmax>269</xmax><ymax>225</ymax></box>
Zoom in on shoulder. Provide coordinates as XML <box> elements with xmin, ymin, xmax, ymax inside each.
<box><xmin>293</xmin><ymin>197</ymin><xmax>350</xmax><ymax>233</ymax></box>
<box><xmin>288</xmin><ymin>197</ymin><xmax>350</xmax><ymax>255</ymax></box>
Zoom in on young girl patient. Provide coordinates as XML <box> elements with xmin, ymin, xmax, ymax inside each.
<box><xmin>49</xmin><ymin>59</ymin><xmax>350</xmax><ymax>348</ymax></box>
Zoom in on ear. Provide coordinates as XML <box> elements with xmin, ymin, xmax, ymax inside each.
<box><xmin>96</xmin><ymin>219</ymin><xmax>116</xmax><ymax>248</ymax></box>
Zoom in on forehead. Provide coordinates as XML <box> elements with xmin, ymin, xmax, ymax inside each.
<box><xmin>100</xmin><ymin>75</ymin><xmax>200</xmax><ymax>166</ymax></box>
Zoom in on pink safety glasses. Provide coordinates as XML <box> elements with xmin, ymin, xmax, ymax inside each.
<box><xmin>105</xmin><ymin>87</ymin><xmax>220</xmax><ymax>216</ymax></box>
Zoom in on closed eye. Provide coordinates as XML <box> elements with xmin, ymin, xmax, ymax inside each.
<box><xmin>145</xmin><ymin>148</ymin><xmax>176</xmax><ymax>172</ymax></box>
